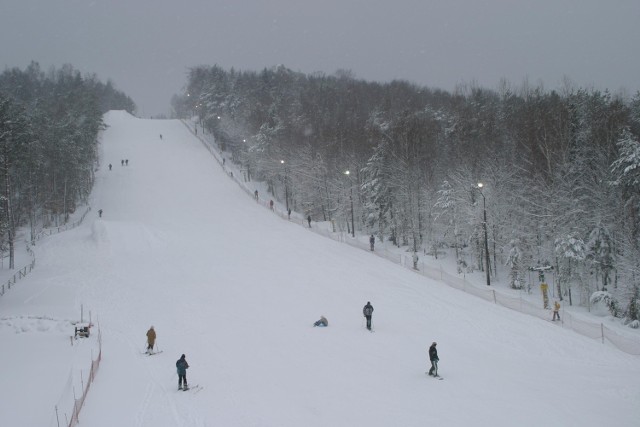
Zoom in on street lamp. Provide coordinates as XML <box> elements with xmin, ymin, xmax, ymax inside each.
<box><xmin>475</xmin><ymin>183</ymin><xmax>491</xmax><ymax>286</ymax></box>
<box><xmin>344</xmin><ymin>171</ymin><xmax>355</xmax><ymax>237</ymax></box>
<box><xmin>281</xmin><ymin>160</ymin><xmax>289</xmax><ymax>211</ymax></box>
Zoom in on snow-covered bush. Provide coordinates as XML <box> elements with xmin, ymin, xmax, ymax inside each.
<box><xmin>625</xmin><ymin>319</ymin><xmax>640</xmax><ymax>329</ymax></box>
<box><xmin>589</xmin><ymin>291</ymin><xmax>616</xmax><ymax>317</ymax></box>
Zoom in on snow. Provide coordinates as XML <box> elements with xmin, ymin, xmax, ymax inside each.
<box><xmin>1</xmin><ymin>110</ymin><xmax>639</xmax><ymax>427</ymax></box>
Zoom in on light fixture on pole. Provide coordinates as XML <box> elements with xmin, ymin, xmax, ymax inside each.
<box><xmin>344</xmin><ymin>170</ymin><xmax>355</xmax><ymax>237</ymax></box>
<box><xmin>475</xmin><ymin>183</ymin><xmax>491</xmax><ymax>286</ymax></box>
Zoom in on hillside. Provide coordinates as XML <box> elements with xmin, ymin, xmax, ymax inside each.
<box><xmin>1</xmin><ymin>111</ymin><xmax>638</xmax><ymax>427</ymax></box>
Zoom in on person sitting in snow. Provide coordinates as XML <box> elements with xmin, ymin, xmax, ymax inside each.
<box><xmin>313</xmin><ymin>316</ymin><xmax>328</xmax><ymax>327</ymax></box>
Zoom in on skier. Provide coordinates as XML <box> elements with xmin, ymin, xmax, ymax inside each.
<box><xmin>369</xmin><ymin>234</ymin><xmax>375</xmax><ymax>251</ymax></box>
<box><xmin>428</xmin><ymin>342</ymin><xmax>439</xmax><ymax>377</ymax></box>
<box><xmin>98</xmin><ymin>209</ymin><xmax>103</xmax><ymax>218</ymax></box>
<box><xmin>108</xmin><ymin>164</ymin><xmax>112</xmax><ymax>171</ymax></box>
<box><xmin>121</xmin><ymin>159</ymin><xmax>124</xmax><ymax>166</ymax></box>
<box><xmin>412</xmin><ymin>251</ymin><xmax>419</xmax><ymax>270</ymax></box>
<box><xmin>176</xmin><ymin>354</ymin><xmax>189</xmax><ymax>390</ymax></box>
<box><xmin>307</xmin><ymin>215</ymin><xmax>312</xmax><ymax>228</ymax></box>
<box><xmin>125</xmin><ymin>159</ymin><xmax>129</xmax><ymax>166</ymax></box>
<box><xmin>270</xmin><ymin>199</ymin><xmax>274</xmax><ymax>210</ymax></box>
<box><xmin>160</xmin><ymin>134</ymin><xmax>163</xmax><ymax>140</ymax></box>
<box><xmin>146</xmin><ymin>326</ymin><xmax>156</xmax><ymax>353</ymax></box>
<box><xmin>363</xmin><ymin>301</ymin><xmax>374</xmax><ymax>331</ymax></box>
<box><xmin>552</xmin><ymin>301</ymin><xmax>561</xmax><ymax>321</ymax></box>
<box><xmin>254</xmin><ymin>190</ymin><xmax>259</xmax><ymax>201</ymax></box>
<box><xmin>288</xmin><ymin>208</ymin><xmax>291</xmax><ymax>220</ymax></box>
<box><xmin>313</xmin><ymin>316</ymin><xmax>328</xmax><ymax>327</ymax></box>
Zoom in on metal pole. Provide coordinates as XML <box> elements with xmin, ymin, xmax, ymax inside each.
<box><xmin>350</xmin><ymin>187</ymin><xmax>355</xmax><ymax>238</ymax></box>
<box><xmin>482</xmin><ymin>195</ymin><xmax>491</xmax><ymax>286</ymax></box>
<box><xmin>285</xmin><ymin>170</ymin><xmax>289</xmax><ymax>211</ymax></box>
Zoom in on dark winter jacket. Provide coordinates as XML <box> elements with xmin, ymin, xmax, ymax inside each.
<box><xmin>429</xmin><ymin>344</ymin><xmax>439</xmax><ymax>361</ymax></box>
<box><xmin>176</xmin><ymin>356</ymin><xmax>189</xmax><ymax>375</ymax></box>
<box><xmin>363</xmin><ymin>303</ymin><xmax>374</xmax><ymax>317</ymax></box>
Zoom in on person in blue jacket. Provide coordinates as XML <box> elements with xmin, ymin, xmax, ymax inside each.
<box><xmin>176</xmin><ymin>354</ymin><xmax>189</xmax><ymax>390</ymax></box>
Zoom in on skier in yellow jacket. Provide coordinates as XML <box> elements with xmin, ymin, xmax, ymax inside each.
<box><xmin>552</xmin><ymin>301</ymin><xmax>561</xmax><ymax>321</ymax></box>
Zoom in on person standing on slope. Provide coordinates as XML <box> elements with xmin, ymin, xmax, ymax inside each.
<box><xmin>176</xmin><ymin>354</ymin><xmax>190</xmax><ymax>390</ymax></box>
<box><xmin>428</xmin><ymin>342</ymin><xmax>439</xmax><ymax>377</ymax></box>
<box><xmin>552</xmin><ymin>301</ymin><xmax>561</xmax><ymax>321</ymax></box>
<box><xmin>363</xmin><ymin>301</ymin><xmax>374</xmax><ymax>331</ymax></box>
<box><xmin>146</xmin><ymin>326</ymin><xmax>156</xmax><ymax>353</ymax></box>
<box><xmin>369</xmin><ymin>234</ymin><xmax>375</xmax><ymax>251</ymax></box>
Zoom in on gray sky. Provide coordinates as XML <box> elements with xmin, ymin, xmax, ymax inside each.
<box><xmin>2</xmin><ymin>0</ymin><xmax>639</xmax><ymax>117</ymax></box>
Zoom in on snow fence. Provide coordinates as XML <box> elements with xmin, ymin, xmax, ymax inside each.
<box><xmin>49</xmin><ymin>327</ymin><xmax>102</xmax><ymax>427</ymax></box>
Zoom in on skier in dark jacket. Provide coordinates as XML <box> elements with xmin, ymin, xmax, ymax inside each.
<box><xmin>176</xmin><ymin>354</ymin><xmax>189</xmax><ymax>390</ymax></box>
<box><xmin>363</xmin><ymin>301</ymin><xmax>374</xmax><ymax>330</ymax></box>
<box><xmin>369</xmin><ymin>234</ymin><xmax>375</xmax><ymax>251</ymax></box>
<box><xmin>428</xmin><ymin>342</ymin><xmax>439</xmax><ymax>377</ymax></box>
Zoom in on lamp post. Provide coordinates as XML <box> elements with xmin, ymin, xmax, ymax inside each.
<box><xmin>345</xmin><ymin>171</ymin><xmax>355</xmax><ymax>237</ymax></box>
<box><xmin>281</xmin><ymin>160</ymin><xmax>289</xmax><ymax>211</ymax></box>
<box><xmin>476</xmin><ymin>183</ymin><xmax>491</xmax><ymax>286</ymax></box>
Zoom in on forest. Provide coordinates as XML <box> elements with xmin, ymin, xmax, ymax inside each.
<box><xmin>0</xmin><ymin>62</ymin><xmax>135</xmax><ymax>269</ymax></box>
<box><xmin>172</xmin><ymin>64</ymin><xmax>640</xmax><ymax>325</ymax></box>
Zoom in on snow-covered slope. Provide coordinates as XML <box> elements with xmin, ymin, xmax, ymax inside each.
<box><xmin>1</xmin><ymin>111</ymin><xmax>639</xmax><ymax>427</ymax></box>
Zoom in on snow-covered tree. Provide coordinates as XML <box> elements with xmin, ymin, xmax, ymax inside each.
<box><xmin>554</xmin><ymin>235</ymin><xmax>586</xmax><ymax>302</ymax></box>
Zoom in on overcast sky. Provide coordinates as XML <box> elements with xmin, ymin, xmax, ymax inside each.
<box><xmin>1</xmin><ymin>0</ymin><xmax>639</xmax><ymax>117</ymax></box>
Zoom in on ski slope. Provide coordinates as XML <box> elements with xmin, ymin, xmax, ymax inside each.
<box><xmin>1</xmin><ymin>110</ymin><xmax>639</xmax><ymax>427</ymax></box>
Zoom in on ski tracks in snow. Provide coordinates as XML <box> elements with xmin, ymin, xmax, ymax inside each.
<box><xmin>104</xmin><ymin>326</ymin><xmax>207</xmax><ymax>427</ymax></box>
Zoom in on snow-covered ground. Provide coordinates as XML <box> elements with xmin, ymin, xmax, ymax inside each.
<box><xmin>1</xmin><ymin>111</ymin><xmax>639</xmax><ymax>427</ymax></box>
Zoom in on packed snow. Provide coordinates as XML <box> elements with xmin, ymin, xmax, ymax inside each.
<box><xmin>1</xmin><ymin>110</ymin><xmax>639</xmax><ymax>427</ymax></box>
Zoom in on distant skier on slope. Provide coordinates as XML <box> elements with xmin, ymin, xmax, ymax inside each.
<box><xmin>552</xmin><ymin>301</ymin><xmax>561</xmax><ymax>321</ymax></box>
<box><xmin>313</xmin><ymin>316</ymin><xmax>328</xmax><ymax>327</ymax></box>
<box><xmin>363</xmin><ymin>301</ymin><xmax>374</xmax><ymax>331</ymax></box>
<box><xmin>369</xmin><ymin>234</ymin><xmax>375</xmax><ymax>251</ymax></box>
<box><xmin>428</xmin><ymin>342</ymin><xmax>439</xmax><ymax>377</ymax></box>
<box><xmin>176</xmin><ymin>354</ymin><xmax>189</xmax><ymax>390</ymax></box>
<box><xmin>146</xmin><ymin>326</ymin><xmax>156</xmax><ymax>353</ymax></box>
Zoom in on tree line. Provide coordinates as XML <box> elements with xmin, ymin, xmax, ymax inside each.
<box><xmin>175</xmin><ymin>65</ymin><xmax>640</xmax><ymax>325</ymax></box>
<box><xmin>0</xmin><ymin>62</ymin><xmax>135</xmax><ymax>268</ymax></box>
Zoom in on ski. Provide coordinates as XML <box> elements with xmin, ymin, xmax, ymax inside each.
<box><xmin>142</xmin><ymin>350</ymin><xmax>163</xmax><ymax>356</ymax></box>
<box><xmin>426</xmin><ymin>373</ymin><xmax>444</xmax><ymax>380</ymax></box>
<box><xmin>181</xmin><ymin>384</ymin><xmax>203</xmax><ymax>392</ymax></box>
